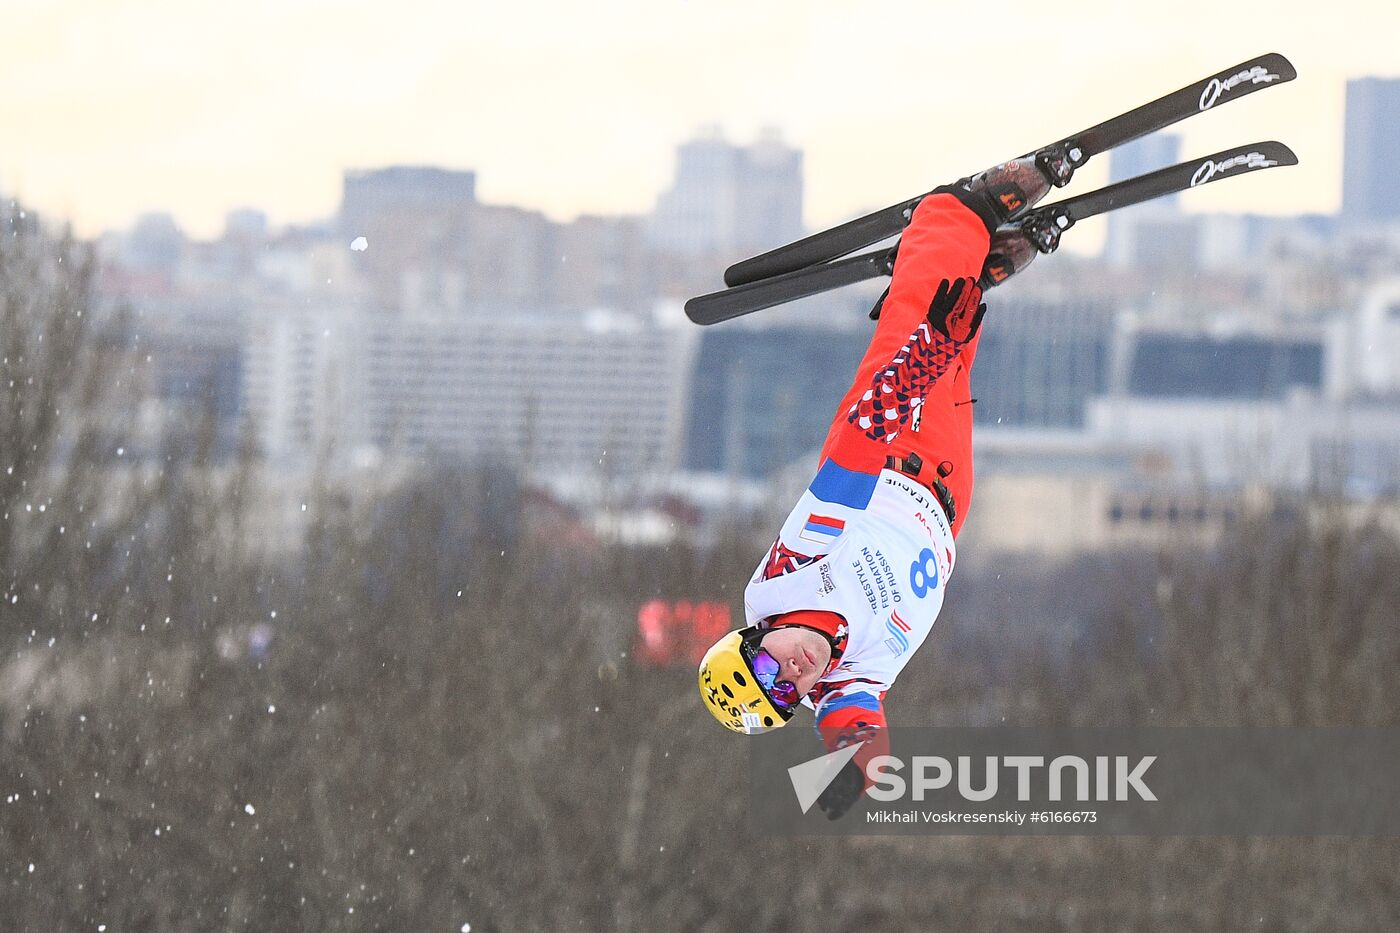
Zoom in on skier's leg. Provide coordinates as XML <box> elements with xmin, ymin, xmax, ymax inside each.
<box><xmin>816</xmin><ymin>191</ymin><xmax>991</xmax><ymax>537</ymax></box>
<box><xmin>890</xmin><ymin>333</ymin><xmax>980</xmax><ymax>537</ymax></box>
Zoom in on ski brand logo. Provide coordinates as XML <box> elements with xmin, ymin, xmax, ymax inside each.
<box><xmin>1198</xmin><ymin>66</ymin><xmax>1281</xmax><ymax>111</ymax></box>
<box><xmin>997</xmin><ymin>189</ymin><xmax>1025</xmax><ymax>213</ymax></box>
<box><xmin>1190</xmin><ymin>151</ymin><xmax>1279</xmax><ymax>187</ymax></box>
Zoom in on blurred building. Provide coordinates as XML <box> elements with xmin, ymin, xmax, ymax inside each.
<box><xmin>972</xmin><ymin>297</ymin><xmax>1115</xmax><ymax>428</ymax></box>
<box><xmin>338</xmin><ymin>166</ymin><xmax>652</xmax><ymax>315</ymax></box>
<box><xmin>681</xmin><ymin>324</ymin><xmax>870</xmax><ymax>478</ymax></box>
<box><xmin>339</xmin><ymin>167</ymin><xmax>478</xmax><ymax>311</ymax></box>
<box><xmin>648</xmin><ymin>127</ymin><xmax>803</xmax><ymax>260</ymax></box>
<box><xmin>340</xmin><ymin>166</ymin><xmax>478</xmax><ymax>235</ymax></box>
<box><xmin>967</xmin><ymin>281</ymin><xmax>1400</xmax><ymax>554</ymax></box>
<box><xmin>1097</xmin><ymin>135</ymin><xmax>1341</xmax><ymax>274</ymax></box>
<box><xmin>1327</xmin><ymin>277</ymin><xmax>1400</xmax><ymax>399</ymax></box>
<box><xmin>120</xmin><ymin>212</ymin><xmax>187</xmax><ymax>278</ymax></box>
<box><xmin>553</xmin><ymin>214</ymin><xmax>653</xmax><ymax>314</ymax></box>
<box><xmin>241</xmin><ymin>303</ymin><xmax>348</xmax><ymax>461</ymax></box>
<box><xmin>1108</xmin><ymin>133</ymin><xmax>1183</xmax><ymax>195</ymax></box>
<box><xmin>1124</xmin><ymin>331</ymin><xmax>1322</xmax><ymax>398</ymax></box>
<box><xmin>1104</xmin><ymin>134</ymin><xmax>1181</xmax><ymax>267</ymax></box>
<box><xmin>1342</xmin><ymin>77</ymin><xmax>1400</xmax><ymax>225</ymax></box>
<box><xmin>219</xmin><ymin>208</ymin><xmax>270</xmax><ymax>279</ymax></box>
<box><xmin>242</xmin><ymin>304</ymin><xmax>698</xmax><ymax>478</ymax></box>
<box><xmin>138</xmin><ymin>300</ymin><xmax>246</xmax><ymax>451</ymax></box>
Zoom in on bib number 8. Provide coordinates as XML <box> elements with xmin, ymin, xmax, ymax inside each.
<box><xmin>909</xmin><ymin>547</ymin><xmax>939</xmax><ymax>599</ymax></box>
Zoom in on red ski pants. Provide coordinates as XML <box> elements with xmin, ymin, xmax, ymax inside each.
<box><xmin>816</xmin><ymin>193</ymin><xmax>989</xmax><ymax>538</ymax></box>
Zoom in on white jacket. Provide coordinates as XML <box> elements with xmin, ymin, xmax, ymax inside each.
<box><xmin>744</xmin><ymin>463</ymin><xmax>956</xmax><ymax>704</ymax></box>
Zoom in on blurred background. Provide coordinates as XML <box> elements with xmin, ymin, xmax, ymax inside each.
<box><xmin>2</xmin><ymin>3</ymin><xmax>1399</xmax><ymax>930</ymax></box>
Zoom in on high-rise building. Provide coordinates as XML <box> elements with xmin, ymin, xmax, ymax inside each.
<box><xmin>553</xmin><ymin>214</ymin><xmax>652</xmax><ymax>314</ymax></box>
<box><xmin>242</xmin><ymin>305</ymin><xmax>697</xmax><ymax>476</ymax></box>
<box><xmin>1342</xmin><ymin>77</ymin><xmax>1400</xmax><ymax>225</ymax></box>
<box><xmin>972</xmin><ymin>297</ymin><xmax>1115</xmax><ymax>428</ymax></box>
<box><xmin>682</xmin><ymin>326</ymin><xmax>870</xmax><ymax>477</ymax></box>
<box><xmin>1104</xmin><ymin>134</ymin><xmax>1181</xmax><ymax>266</ymax></box>
<box><xmin>339</xmin><ymin>167</ymin><xmax>480</xmax><ymax>310</ymax></box>
<box><xmin>123</xmin><ymin>212</ymin><xmax>187</xmax><ymax>276</ymax></box>
<box><xmin>1125</xmin><ymin>332</ymin><xmax>1323</xmax><ymax>399</ymax></box>
<box><xmin>1108</xmin><ymin>134</ymin><xmax>1182</xmax><ymax>191</ymax></box>
<box><xmin>340</xmin><ymin>166</ymin><xmax>477</xmax><ymax>234</ymax></box>
<box><xmin>649</xmin><ymin>127</ymin><xmax>803</xmax><ymax>259</ymax></box>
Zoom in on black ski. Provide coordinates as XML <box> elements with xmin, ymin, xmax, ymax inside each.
<box><xmin>683</xmin><ymin>248</ymin><xmax>896</xmax><ymax>326</ymax></box>
<box><xmin>1012</xmin><ymin>140</ymin><xmax>1298</xmax><ymax>255</ymax></box>
<box><xmin>684</xmin><ymin>141</ymin><xmax>1297</xmax><ymax>325</ymax></box>
<box><xmin>721</xmin><ymin>52</ymin><xmax>1296</xmax><ymax>289</ymax></box>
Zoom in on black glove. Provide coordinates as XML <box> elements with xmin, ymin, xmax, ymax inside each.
<box><xmin>926</xmin><ymin>276</ymin><xmax>987</xmax><ymax>344</ymax></box>
<box><xmin>816</xmin><ymin>760</ymin><xmax>866</xmax><ymax>821</ymax></box>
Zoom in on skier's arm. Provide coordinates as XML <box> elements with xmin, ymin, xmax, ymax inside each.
<box><xmin>812</xmin><ymin>684</ymin><xmax>891</xmax><ymax>819</ymax></box>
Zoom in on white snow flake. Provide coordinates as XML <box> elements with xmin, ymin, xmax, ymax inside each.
<box><xmin>350</xmin><ymin>236</ymin><xmax>368</xmax><ymax>251</ymax></box>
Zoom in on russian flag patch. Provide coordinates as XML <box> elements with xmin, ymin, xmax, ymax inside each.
<box><xmin>799</xmin><ymin>513</ymin><xmax>845</xmax><ymax>546</ymax></box>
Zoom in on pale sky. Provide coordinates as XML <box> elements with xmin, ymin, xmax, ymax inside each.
<box><xmin>2</xmin><ymin>0</ymin><xmax>1397</xmax><ymax>248</ymax></box>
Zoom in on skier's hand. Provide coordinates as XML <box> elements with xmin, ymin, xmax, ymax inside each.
<box><xmin>816</xmin><ymin>760</ymin><xmax>865</xmax><ymax>821</ymax></box>
<box><xmin>926</xmin><ymin>276</ymin><xmax>986</xmax><ymax>343</ymax></box>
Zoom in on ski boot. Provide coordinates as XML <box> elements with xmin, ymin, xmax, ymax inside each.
<box><xmin>978</xmin><ymin>198</ymin><xmax>1076</xmax><ymax>290</ymax></box>
<box><xmin>945</xmin><ymin>143</ymin><xmax>1078</xmax><ymax>233</ymax></box>
<box><xmin>979</xmin><ymin>227</ymin><xmax>1040</xmax><ymax>289</ymax></box>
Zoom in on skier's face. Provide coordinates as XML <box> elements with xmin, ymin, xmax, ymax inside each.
<box><xmin>759</xmin><ymin>627</ymin><xmax>831</xmax><ymax>699</ymax></box>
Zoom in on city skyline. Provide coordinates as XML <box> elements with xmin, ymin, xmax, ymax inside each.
<box><xmin>2</xmin><ymin>2</ymin><xmax>1397</xmax><ymax>244</ymax></box>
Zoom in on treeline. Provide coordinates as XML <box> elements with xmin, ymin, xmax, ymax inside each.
<box><xmin>1</xmin><ymin>220</ymin><xmax>1397</xmax><ymax>931</ymax></box>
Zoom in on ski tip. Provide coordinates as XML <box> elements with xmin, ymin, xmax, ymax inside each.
<box><xmin>1237</xmin><ymin>140</ymin><xmax>1299</xmax><ymax>166</ymax></box>
<box><xmin>1262</xmin><ymin>140</ymin><xmax>1300</xmax><ymax>166</ymax></box>
<box><xmin>1254</xmin><ymin>52</ymin><xmax>1298</xmax><ymax>82</ymax></box>
<box><xmin>683</xmin><ymin>297</ymin><xmax>716</xmax><ymax>325</ymax></box>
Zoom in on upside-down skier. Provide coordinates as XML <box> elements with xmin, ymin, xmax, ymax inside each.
<box><xmin>693</xmin><ymin>52</ymin><xmax>1299</xmax><ymax>822</ymax></box>
<box><xmin>696</xmin><ymin>158</ymin><xmax>1055</xmax><ymax>819</ymax></box>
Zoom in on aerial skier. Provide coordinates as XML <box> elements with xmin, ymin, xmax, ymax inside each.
<box><xmin>693</xmin><ymin>53</ymin><xmax>1299</xmax><ymax>820</ymax></box>
<box><xmin>696</xmin><ymin>159</ymin><xmax>1049</xmax><ymax>819</ymax></box>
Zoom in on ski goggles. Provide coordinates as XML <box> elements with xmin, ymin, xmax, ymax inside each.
<box><xmin>749</xmin><ymin>648</ymin><xmax>802</xmax><ymax>710</ymax></box>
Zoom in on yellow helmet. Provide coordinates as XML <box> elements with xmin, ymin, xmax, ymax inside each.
<box><xmin>697</xmin><ymin>626</ymin><xmax>795</xmax><ymax>735</ymax></box>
